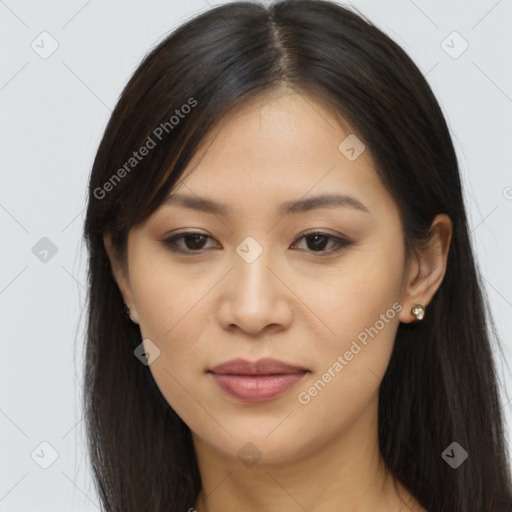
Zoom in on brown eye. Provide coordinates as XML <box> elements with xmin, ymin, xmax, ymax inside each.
<box><xmin>161</xmin><ymin>231</ymin><xmax>352</xmax><ymax>255</ymax></box>
<box><xmin>162</xmin><ymin>232</ymin><xmax>217</xmax><ymax>253</ymax></box>
<box><xmin>292</xmin><ymin>231</ymin><xmax>352</xmax><ymax>254</ymax></box>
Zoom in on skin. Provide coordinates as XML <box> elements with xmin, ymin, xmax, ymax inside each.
<box><xmin>104</xmin><ymin>86</ymin><xmax>452</xmax><ymax>512</ymax></box>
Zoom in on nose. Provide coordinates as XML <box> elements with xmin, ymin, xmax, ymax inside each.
<box><xmin>215</xmin><ymin>244</ymin><xmax>293</xmax><ymax>337</ymax></box>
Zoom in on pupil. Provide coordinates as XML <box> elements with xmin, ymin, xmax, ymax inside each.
<box><xmin>187</xmin><ymin>234</ymin><xmax>205</xmax><ymax>249</ymax></box>
<box><xmin>308</xmin><ymin>234</ymin><xmax>327</xmax><ymax>251</ymax></box>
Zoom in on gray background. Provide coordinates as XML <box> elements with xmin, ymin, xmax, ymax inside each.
<box><xmin>1</xmin><ymin>0</ymin><xmax>511</xmax><ymax>510</ymax></box>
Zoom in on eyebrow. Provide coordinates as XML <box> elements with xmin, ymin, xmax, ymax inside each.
<box><xmin>163</xmin><ymin>192</ymin><xmax>371</xmax><ymax>216</ymax></box>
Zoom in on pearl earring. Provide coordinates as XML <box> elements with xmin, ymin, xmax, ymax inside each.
<box><xmin>124</xmin><ymin>302</ymin><xmax>135</xmax><ymax>323</ymax></box>
<box><xmin>411</xmin><ymin>304</ymin><xmax>425</xmax><ymax>321</ymax></box>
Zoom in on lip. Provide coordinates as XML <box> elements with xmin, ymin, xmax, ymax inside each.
<box><xmin>208</xmin><ymin>357</ymin><xmax>309</xmax><ymax>402</ymax></box>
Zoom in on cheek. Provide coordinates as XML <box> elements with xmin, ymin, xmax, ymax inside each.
<box><xmin>130</xmin><ymin>250</ymin><xmax>208</xmax><ymax>341</ymax></box>
<box><xmin>133</xmin><ymin>275</ymin><xmax>211</xmax><ymax>378</ymax></box>
<box><xmin>305</xmin><ymin>289</ymin><xmax>400</xmax><ymax>407</ymax></box>
<box><xmin>293</xmin><ymin>288</ymin><xmax>401</xmax><ymax>442</ymax></box>
<box><xmin>299</xmin><ymin>244</ymin><xmax>403</xmax><ymax>405</ymax></box>
<box><xmin>128</xmin><ymin>254</ymin><xmax>216</xmax><ymax>421</ymax></box>
<box><xmin>132</xmin><ymin>280</ymin><xmax>210</xmax><ymax>428</ymax></box>
<box><xmin>308</xmin><ymin>248</ymin><xmax>403</xmax><ymax>351</ymax></box>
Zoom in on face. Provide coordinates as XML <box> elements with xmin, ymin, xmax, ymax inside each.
<box><xmin>109</xmin><ymin>87</ymin><xmax>418</xmax><ymax>465</ymax></box>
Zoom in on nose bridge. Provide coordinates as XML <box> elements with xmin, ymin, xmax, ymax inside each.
<box><xmin>234</xmin><ymin>234</ymin><xmax>276</xmax><ymax>300</ymax></box>
<box><xmin>218</xmin><ymin>233</ymin><xmax>291</xmax><ymax>334</ymax></box>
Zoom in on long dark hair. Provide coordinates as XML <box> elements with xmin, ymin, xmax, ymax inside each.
<box><xmin>82</xmin><ymin>1</ymin><xmax>512</xmax><ymax>510</ymax></box>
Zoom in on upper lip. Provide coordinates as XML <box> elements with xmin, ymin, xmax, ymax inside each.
<box><xmin>208</xmin><ymin>357</ymin><xmax>309</xmax><ymax>375</ymax></box>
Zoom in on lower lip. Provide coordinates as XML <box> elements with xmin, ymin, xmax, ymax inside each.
<box><xmin>209</xmin><ymin>372</ymin><xmax>308</xmax><ymax>402</ymax></box>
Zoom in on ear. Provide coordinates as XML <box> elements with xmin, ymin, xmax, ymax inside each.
<box><xmin>399</xmin><ymin>213</ymin><xmax>453</xmax><ymax>323</ymax></box>
<box><xmin>103</xmin><ymin>233</ymin><xmax>140</xmax><ymax>324</ymax></box>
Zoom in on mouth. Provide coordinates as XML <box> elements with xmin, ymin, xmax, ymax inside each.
<box><xmin>207</xmin><ymin>357</ymin><xmax>310</xmax><ymax>402</ymax></box>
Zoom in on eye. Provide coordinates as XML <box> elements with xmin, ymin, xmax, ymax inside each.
<box><xmin>161</xmin><ymin>230</ymin><xmax>352</xmax><ymax>255</ymax></box>
<box><xmin>291</xmin><ymin>231</ymin><xmax>352</xmax><ymax>254</ymax></box>
<box><xmin>162</xmin><ymin>232</ymin><xmax>217</xmax><ymax>253</ymax></box>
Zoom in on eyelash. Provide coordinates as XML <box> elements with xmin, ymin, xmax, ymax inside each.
<box><xmin>161</xmin><ymin>231</ymin><xmax>352</xmax><ymax>256</ymax></box>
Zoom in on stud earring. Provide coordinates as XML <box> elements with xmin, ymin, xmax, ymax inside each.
<box><xmin>411</xmin><ymin>304</ymin><xmax>425</xmax><ymax>321</ymax></box>
<box><xmin>124</xmin><ymin>302</ymin><xmax>135</xmax><ymax>323</ymax></box>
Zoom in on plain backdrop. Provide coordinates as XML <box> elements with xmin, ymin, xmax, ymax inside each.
<box><xmin>1</xmin><ymin>0</ymin><xmax>511</xmax><ymax>510</ymax></box>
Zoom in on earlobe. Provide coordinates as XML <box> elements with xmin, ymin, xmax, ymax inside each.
<box><xmin>124</xmin><ymin>302</ymin><xmax>138</xmax><ymax>324</ymax></box>
<box><xmin>399</xmin><ymin>213</ymin><xmax>453</xmax><ymax>323</ymax></box>
<box><xmin>103</xmin><ymin>233</ymin><xmax>140</xmax><ymax>324</ymax></box>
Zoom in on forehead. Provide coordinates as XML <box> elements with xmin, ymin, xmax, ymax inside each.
<box><xmin>165</xmin><ymin>88</ymin><xmax>396</xmax><ymax>222</ymax></box>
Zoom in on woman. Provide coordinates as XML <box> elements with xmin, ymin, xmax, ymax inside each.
<box><xmin>83</xmin><ymin>1</ymin><xmax>512</xmax><ymax>510</ymax></box>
